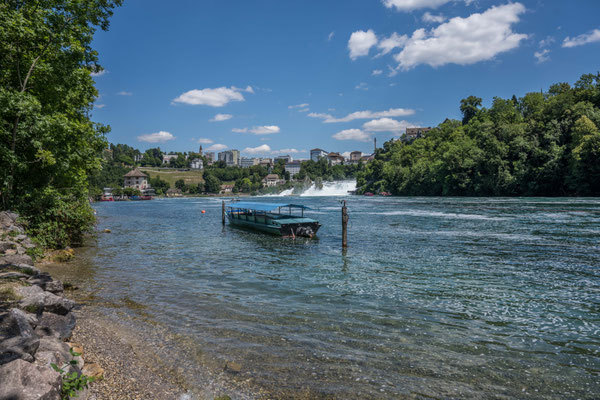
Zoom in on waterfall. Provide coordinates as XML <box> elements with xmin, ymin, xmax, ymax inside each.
<box><xmin>299</xmin><ymin>180</ymin><xmax>356</xmax><ymax>196</ymax></box>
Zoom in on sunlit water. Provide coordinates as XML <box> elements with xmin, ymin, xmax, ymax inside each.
<box><xmin>71</xmin><ymin>196</ymin><xmax>600</xmax><ymax>398</ymax></box>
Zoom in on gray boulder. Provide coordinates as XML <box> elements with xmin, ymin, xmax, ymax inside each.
<box><xmin>0</xmin><ymin>358</ymin><xmax>62</xmax><ymax>400</ymax></box>
<box><xmin>35</xmin><ymin>312</ymin><xmax>76</xmax><ymax>341</ymax></box>
<box><xmin>27</xmin><ymin>274</ymin><xmax>64</xmax><ymax>294</ymax></box>
<box><xmin>0</xmin><ymin>241</ymin><xmax>17</xmax><ymax>253</ymax></box>
<box><xmin>17</xmin><ymin>286</ymin><xmax>74</xmax><ymax>316</ymax></box>
<box><xmin>0</xmin><ymin>254</ymin><xmax>34</xmax><ymax>267</ymax></box>
<box><xmin>0</xmin><ymin>271</ymin><xmax>30</xmax><ymax>280</ymax></box>
<box><xmin>0</xmin><ymin>211</ymin><xmax>18</xmax><ymax>229</ymax></box>
<box><xmin>34</xmin><ymin>337</ymin><xmax>72</xmax><ymax>367</ymax></box>
<box><xmin>0</xmin><ymin>309</ymin><xmax>40</xmax><ymax>365</ymax></box>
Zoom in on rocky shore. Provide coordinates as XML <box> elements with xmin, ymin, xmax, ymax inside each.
<box><xmin>0</xmin><ymin>211</ymin><xmax>101</xmax><ymax>400</ymax></box>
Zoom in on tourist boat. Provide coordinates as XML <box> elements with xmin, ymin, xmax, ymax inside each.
<box><xmin>226</xmin><ymin>202</ymin><xmax>321</xmax><ymax>238</ymax></box>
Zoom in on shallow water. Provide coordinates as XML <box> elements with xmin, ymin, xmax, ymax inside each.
<box><xmin>71</xmin><ymin>197</ymin><xmax>600</xmax><ymax>398</ymax></box>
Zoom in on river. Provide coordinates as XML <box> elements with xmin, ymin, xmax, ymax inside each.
<box><xmin>59</xmin><ymin>191</ymin><xmax>600</xmax><ymax>399</ymax></box>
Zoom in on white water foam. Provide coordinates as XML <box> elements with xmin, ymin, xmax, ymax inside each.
<box><xmin>369</xmin><ymin>209</ymin><xmax>508</xmax><ymax>221</ymax></box>
<box><xmin>299</xmin><ymin>180</ymin><xmax>356</xmax><ymax>197</ymax></box>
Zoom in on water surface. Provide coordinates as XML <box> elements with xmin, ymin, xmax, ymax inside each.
<box><xmin>69</xmin><ymin>196</ymin><xmax>600</xmax><ymax>398</ymax></box>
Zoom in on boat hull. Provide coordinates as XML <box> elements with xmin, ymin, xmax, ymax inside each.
<box><xmin>226</xmin><ymin>214</ymin><xmax>320</xmax><ymax>238</ymax></box>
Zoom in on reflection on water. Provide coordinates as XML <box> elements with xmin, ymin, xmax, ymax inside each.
<box><xmin>59</xmin><ymin>197</ymin><xmax>600</xmax><ymax>398</ymax></box>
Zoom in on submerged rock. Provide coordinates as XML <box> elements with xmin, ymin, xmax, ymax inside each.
<box><xmin>0</xmin><ymin>358</ymin><xmax>61</xmax><ymax>400</ymax></box>
<box><xmin>0</xmin><ymin>254</ymin><xmax>34</xmax><ymax>267</ymax></box>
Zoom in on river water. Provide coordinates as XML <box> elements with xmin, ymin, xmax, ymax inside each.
<box><xmin>68</xmin><ymin>193</ymin><xmax>600</xmax><ymax>399</ymax></box>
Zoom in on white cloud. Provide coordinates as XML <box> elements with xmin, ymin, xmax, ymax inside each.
<box><xmin>328</xmin><ymin>31</ymin><xmax>335</xmax><ymax>41</ymax></box>
<box><xmin>372</xmin><ymin>69</ymin><xmax>384</xmax><ymax>76</ymax></box>
<box><xmin>377</xmin><ymin>32</ymin><xmax>408</xmax><ymax>56</ymax></box>
<box><xmin>298</xmin><ymin>108</ymin><xmax>309</xmax><ymax>113</ymax></box>
<box><xmin>309</xmin><ymin>107</ymin><xmax>415</xmax><ymax>123</ymax></box>
<box><xmin>333</xmin><ymin>129</ymin><xmax>372</xmax><ymax>142</ymax></box>
<box><xmin>90</xmin><ymin>70</ymin><xmax>107</xmax><ymax>77</ymax></box>
<box><xmin>276</xmin><ymin>148</ymin><xmax>301</xmax><ymax>154</ymax></box>
<box><xmin>172</xmin><ymin>86</ymin><xmax>248</xmax><ymax>107</ymax></box>
<box><xmin>422</xmin><ymin>11</ymin><xmax>446</xmax><ymax>23</ymax></box>
<box><xmin>288</xmin><ymin>103</ymin><xmax>309</xmax><ymax>109</ymax></box>
<box><xmin>383</xmin><ymin>0</ymin><xmax>451</xmax><ymax>12</ymax></box>
<box><xmin>539</xmin><ymin>36</ymin><xmax>555</xmax><ymax>48</ymax></box>
<box><xmin>355</xmin><ymin>82</ymin><xmax>369</xmax><ymax>90</ymax></box>
<box><xmin>137</xmin><ymin>131</ymin><xmax>175</xmax><ymax>143</ymax></box>
<box><xmin>210</xmin><ymin>113</ymin><xmax>233</xmax><ymax>122</ymax></box>
<box><xmin>243</xmin><ymin>144</ymin><xmax>272</xmax><ymax>154</ymax></box>
<box><xmin>348</xmin><ymin>29</ymin><xmax>378</xmax><ymax>59</ymax></box>
<box><xmin>206</xmin><ymin>143</ymin><xmax>228</xmax><ymax>151</ymax></box>
<box><xmin>232</xmin><ymin>128</ymin><xmax>248</xmax><ymax>133</ymax></box>
<box><xmin>363</xmin><ymin>118</ymin><xmax>414</xmax><ymax>133</ymax></box>
<box><xmin>197</xmin><ymin>138</ymin><xmax>214</xmax><ymax>144</ymax></box>
<box><xmin>534</xmin><ymin>49</ymin><xmax>550</xmax><ymax>64</ymax></box>
<box><xmin>562</xmin><ymin>29</ymin><xmax>600</xmax><ymax>48</ymax></box>
<box><xmin>95</xmin><ymin>104</ymin><xmax>106</xmax><ymax>109</ymax></box>
<box><xmin>341</xmin><ymin>151</ymin><xmax>352</xmax><ymax>158</ymax></box>
<box><xmin>394</xmin><ymin>3</ymin><xmax>527</xmax><ymax>70</ymax></box>
<box><xmin>117</xmin><ymin>91</ymin><xmax>132</xmax><ymax>96</ymax></box>
<box><xmin>250</xmin><ymin>125</ymin><xmax>280</xmax><ymax>135</ymax></box>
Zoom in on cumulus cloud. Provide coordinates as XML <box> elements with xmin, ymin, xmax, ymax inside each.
<box><xmin>394</xmin><ymin>3</ymin><xmax>527</xmax><ymax>70</ymax></box>
<box><xmin>288</xmin><ymin>103</ymin><xmax>309</xmax><ymax>109</ymax></box>
<box><xmin>534</xmin><ymin>49</ymin><xmax>550</xmax><ymax>64</ymax></box>
<box><xmin>376</xmin><ymin>32</ymin><xmax>408</xmax><ymax>56</ymax></box>
<box><xmin>250</xmin><ymin>125</ymin><xmax>280</xmax><ymax>135</ymax></box>
<box><xmin>333</xmin><ymin>129</ymin><xmax>372</xmax><ymax>142</ymax></box>
<box><xmin>372</xmin><ymin>69</ymin><xmax>384</xmax><ymax>76</ymax></box>
<box><xmin>243</xmin><ymin>144</ymin><xmax>272</xmax><ymax>154</ymax></box>
<box><xmin>383</xmin><ymin>0</ymin><xmax>452</xmax><ymax>12</ymax></box>
<box><xmin>348</xmin><ymin>29</ymin><xmax>378</xmax><ymax>59</ymax></box>
<box><xmin>197</xmin><ymin>138</ymin><xmax>214</xmax><ymax>144</ymax></box>
<box><xmin>206</xmin><ymin>143</ymin><xmax>228</xmax><ymax>151</ymax></box>
<box><xmin>363</xmin><ymin>118</ymin><xmax>414</xmax><ymax>133</ymax></box>
<box><xmin>91</xmin><ymin>70</ymin><xmax>107</xmax><ymax>77</ymax></box>
<box><xmin>422</xmin><ymin>11</ymin><xmax>446</xmax><ymax>23</ymax></box>
<box><xmin>309</xmin><ymin>107</ymin><xmax>415</xmax><ymax>123</ymax></box>
<box><xmin>137</xmin><ymin>131</ymin><xmax>175</xmax><ymax>143</ymax></box>
<box><xmin>117</xmin><ymin>91</ymin><xmax>132</xmax><ymax>96</ymax></box>
<box><xmin>562</xmin><ymin>28</ymin><xmax>600</xmax><ymax>48</ymax></box>
<box><xmin>172</xmin><ymin>86</ymin><xmax>249</xmax><ymax>107</ymax></box>
<box><xmin>210</xmin><ymin>113</ymin><xmax>233</xmax><ymax>122</ymax></box>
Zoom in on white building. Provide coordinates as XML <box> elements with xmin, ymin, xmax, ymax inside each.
<box><xmin>218</xmin><ymin>150</ymin><xmax>240</xmax><ymax>166</ymax></box>
<box><xmin>205</xmin><ymin>152</ymin><xmax>215</xmax><ymax>163</ymax></box>
<box><xmin>190</xmin><ymin>158</ymin><xmax>203</xmax><ymax>169</ymax></box>
<box><xmin>240</xmin><ymin>157</ymin><xmax>259</xmax><ymax>168</ymax></box>
<box><xmin>162</xmin><ymin>154</ymin><xmax>178</xmax><ymax>165</ymax></box>
<box><xmin>263</xmin><ymin>174</ymin><xmax>282</xmax><ymax>187</ymax></box>
<box><xmin>310</xmin><ymin>148</ymin><xmax>328</xmax><ymax>162</ymax></box>
<box><xmin>123</xmin><ymin>168</ymin><xmax>148</xmax><ymax>190</ymax></box>
<box><xmin>285</xmin><ymin>161</ymin><xmax>302</xmax><ymax>178</ymax></box>
<box><xmin>275</xmin><ymin>154</ymin><xmax>293</xmax><ymax>163</ymax></box>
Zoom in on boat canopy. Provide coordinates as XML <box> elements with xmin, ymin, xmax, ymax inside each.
<box><xmin>228</xmin><ymin>202</ymin><xmax>311</xmax><ymax>212</ymax></box>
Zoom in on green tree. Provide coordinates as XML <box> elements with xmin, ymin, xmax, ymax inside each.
<box><xmin>203</xmin><ymin>174</ymin><xmax>221</xmax><ymax>193</ymax></box>
<box><xmin>460</xmin><ymin>96</ymin><xmax>482</xmax><ymax>125</ymax></box>
<box><xmin>175</xmin><ymin>179</ymin><xmax>186</xmax><ymax>191</ymax></box>
<box><xmin>0</xmin><ymin>0</ymin><xmax>122</xmax><ymax>247</ymax></box>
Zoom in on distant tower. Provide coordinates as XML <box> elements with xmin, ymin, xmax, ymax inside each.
<box><xmin>373</xmin><ymin>137</ymin><xmax>377</xmax><ymax>153</ymax></box>
<box><xmin>198</xmin><ymin>145</ymin><xmax>203</xmax><ymax>156</ymax></box>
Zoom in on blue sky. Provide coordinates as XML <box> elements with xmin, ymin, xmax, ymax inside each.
<box><xmin>91</xmin><ymin>0</ymin><xmax>600</xmax><ymax>158</ymax></box>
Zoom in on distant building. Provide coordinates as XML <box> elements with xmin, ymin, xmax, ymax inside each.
<box><xmin>310</xmin><ymin>148</ymin><xmax>328</xmax><ymax>162</ymax></box>
<box><xmin>275</xmin><ymin>154</ymin><xmax>293</xmax><ymax>163</ymax></box>
<box><xmin>205</xmin><ymin>152</ymin><xmax>215</xmax><ymax>163</ymax></box>
<box><xmin>190</xmin><ymin>158</ymin><xmax>203</xmax><ymax>169</ymax></box>
<box><xmin>165</xmin><ymin>188</ymin><xmax>183</xmax><ymax>197</ymax></box>
<box><xmin>350</xmin><ymin>151</ymin><xmax>362</xmax><ymax>162</ymax></box>
<box><xmin>360</xmin><ymin>154</ymin><xmax>374</xmax><ymax>163</ymax></box>
<box><xmin>263</xmin><ymin>174</ymin><xmax>282</xmax><ymax>187</ymax></box>
<box><xmin>240</xmin><ymin>157</ymin><xmax>259</xmax><ymax>168</ymax></box>
<box><xmin>162</xmin><ymin>154</ymin><xmax>178</xmax><ymax>165</ymax></box>
<box><xmin>285</xmin><ymin>161</ymin><xmax>302</xmax><ymax>178</ymax></box>
<box><xmin>259</xmin><ymin>158</ymin><xmax>273</xmax><ymax>168</ymax></box>
<box><xmin>405</xmin><ymin>127</ymin><xmax>432</xmax><ymax>141</ymax></box>
<box><xmin>134</xmin><ymin>153</ymin><xmax>144</xmax><ymax>162</ymax></box>
<box><xmin>198</xmin><ymin>145</ymin><xmax>203</xmax><ymax>156</ymax></box>
<box><xmin>218</xmin><ymin>150</ymin><xmax>240</xmax><ymax>166</ymax></box>
<box><xmin>123</xmin><ymin>168</ymin><xmax>148</xmax><ymax>190</ymax></box>
<box><xmin>220</xmin><ymin>184</ymin><xmax>234</xmax><ymax>194</ymax></box>
<box><xmin>327</xmin><ymin>152</ymin><xmax>345</xmax><ymax>166</ymax></box>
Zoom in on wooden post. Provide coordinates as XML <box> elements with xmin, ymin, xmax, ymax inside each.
<box><xmin>341</xmin><ymin>200</ymin><xmax>348</xmax><ymax>248</ymax></box>
<box><xmin>222</xmin><ymin>201</ymin><xmax>226</xmax><ymax>225</ymax></box>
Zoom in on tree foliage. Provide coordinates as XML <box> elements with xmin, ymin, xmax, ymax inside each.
<box><xmin>357</xmin><ymin>73</ymin><xmax>600</xmax><ymax>196</ymax></box>
<box><xmin>0</xmin><ymin>0</ymin><xmax>122</xmax><ymax>247</ymax></box>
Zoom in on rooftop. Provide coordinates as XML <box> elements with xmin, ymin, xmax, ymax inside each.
<box><xmin>123</xmin><ymin>168</ymin><xmax>147</xmax><ymax>178</ymax></box>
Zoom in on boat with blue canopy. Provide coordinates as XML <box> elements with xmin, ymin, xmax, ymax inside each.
<box><xmin>225</xmin><ymin>201</ymin><xmax>321</xmax><ymax>238</ymax></box>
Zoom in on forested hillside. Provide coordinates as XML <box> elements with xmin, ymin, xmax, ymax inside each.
<box><xmin>357</xmin><ymin>73</ymin><xmax>600</xmax><ymax>196</ymax></box>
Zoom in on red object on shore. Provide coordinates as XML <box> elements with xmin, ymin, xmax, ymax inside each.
<box><xmin>363</xmin><ymin>192</ymin><xmax>374</xmax><ymax>196</ymax></box>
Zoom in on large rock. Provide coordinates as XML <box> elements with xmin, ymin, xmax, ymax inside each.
<box><xmin>34</xmin><ymin>337</ymin><xmax>72</xmax><ymax>367</ymax></box>
<box><xmin>17</xmin><ymin>286</ymin><xmax>74</xmax><ymax>315</ymax></box>
<box><xmin>0</xmin><ymin>358</ymin><xmax>62</xmax><ymax>400</ymax></box>
<box><xmin>0</xmin><ymin>241</ymin><xmax>17</xmax><ymax>253</ymax></box>
<box><xmin>35</xmin><ymin>312</ymin><xmax>76</xmax><ymax>341</ymax></box>
<box><xmin>27</xmin><ymin>274</ymin><xmax>64</xmax><ymax>294</ymax></box>
<box><xmin>0</xmin><ymin>211</ymin><xmax>19</xmax><ymax>229</ymax></box>
<box><xmin>0</xmin><ymin>309</ymin><xmax>40</xmax><ymax>365</ymax></box>
<box><xmin>0</xmin><ymin>254</ymin><xmax>33</xmax><ymax>267</ymax></box>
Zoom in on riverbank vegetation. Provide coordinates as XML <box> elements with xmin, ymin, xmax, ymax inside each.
<box><xmin>0</xmin><ymin>0</ymin><xmax>122</xmax><ymax>248</ymax></box>
<box><xmin>357</xmin><ymin>72</ymin><xmax>600</xmax><ymax>196</ymax></box>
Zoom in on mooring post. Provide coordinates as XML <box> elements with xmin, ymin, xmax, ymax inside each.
<box><xmin>222</xmin><ymin>200</ymin><xmax>226</xmax><ymax>225</ymax></box>
<box><xmin>341</xmin><ymin>200</ymin><xmax>348</xmax><ymax>248</ymax></box>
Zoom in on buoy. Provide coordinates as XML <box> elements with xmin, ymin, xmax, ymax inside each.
<box><xmin>201</xmin><ymin>210</ymin><xmax>206</xmax><ymax>214</ymax></box>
